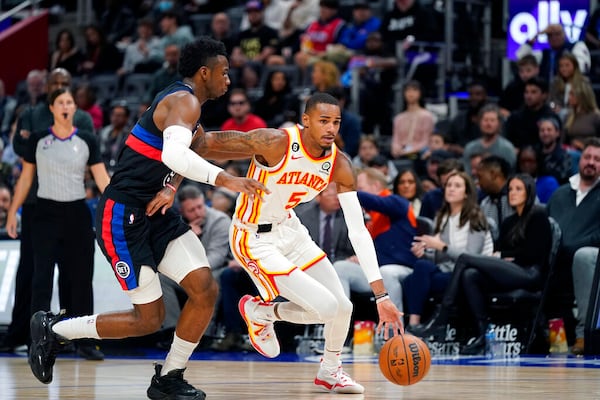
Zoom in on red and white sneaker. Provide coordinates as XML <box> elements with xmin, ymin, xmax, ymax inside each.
<box><xmin>314</xmin><ymin>365</ymin><xmax>365</xmax><ymax>394</ymax></box>
<box><xmin>238</xmin><ymin>295</ymin><xmax>280</xmax><ymax>358</ymax></box>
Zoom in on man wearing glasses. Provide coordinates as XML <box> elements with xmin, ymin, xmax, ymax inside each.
<box><xmin>221</xmin><ymin>88</ymin><xmax>267</xmax><ymax>131</ymax></box>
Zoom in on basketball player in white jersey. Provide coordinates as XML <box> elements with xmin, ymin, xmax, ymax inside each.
<box><xmin>147</xmin><ymin>92</ymin><xmax>404</xmax><ymax>394</ymax></box>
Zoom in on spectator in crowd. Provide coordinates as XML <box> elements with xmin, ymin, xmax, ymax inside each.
<box><xmin>419</xmin><ymin>173</ymin><xmax>552</xmax><ymax>355</ymax></box>
<box><xmin>355</xmin><ymin>31</ymin><xmax>397</xmax><ymax>137</ymax></box>
<box><xmin>240</xmin><ymin>0</ymin><xmax>292</xmax><ymax>32</ymax></box>
<box><xmin>160</xmin><ymin>185</ymin><xmax>232</xmax><ymax>347</ymax></box>
<box><xmin>391</xmin><ymin>80</ymin><xmax>436</xmax><ymax>160</ymax></box>
<box><xmin>420</xmin><ymin>148</ymin><xmax>453</xmax><ymax>192</ymax></box>
<box><xmin>6</xmin><ymin>87</ymin><xmax>110</xmax><ymax>360</ymax></box>
<box><xmin>546</xmin><ymin>138</ymin><xmax>600</xmax><ymax>349</ymax></box>
<box><xmin>209</xmin><ymin>13</ymin><xmax>236</xmax><ymax>56</ymax></box>
<box><xmin>333</xmin><ymin>168</ymin><xmax>417</xmax><ymax>313</ymax></box>
<box><xmin>153</xmin><ymin>11</ymin><xmax>194</xmax><ymax>60</ymax></box>
<box><xmin>366</xmin><ymin>154</ymin><xmax>395</xmax><ymax>186</ymax></box>
<box><xmin>380</xmin><ymin>0</ymin><xmax>441</xmax><ymax>54</ymax></box>
<box><xmin>221</xmin><ymin>89</ymin><xmax>267</xmax><ymax>132</ymax></box>
<box><xmin>310</xmin><ymin>60</ymin><xmax>341</xmax><ymax>93</ymax></box>
<box><xmin>537</xmin><ymin>116</ymin><xmax>572</xmax><ymax>184</ymax></box>
<box><xmin>230</xmin><ymin>1</ymin><xmax>279</xmax><ymax>70</ymax></box>
<box><xmin>419</xmin><ymin>157</ymin><xmax>465</xmax><ymax>220</ymax></box>
<box><xmin>0</xmin><ymin>79</ymin><xmax>17</xmax><ymax>140</ymax></box>
<box><xmin>279</xmin><ymin>0</ymin><xmax>319</xmax><ymax>42</ymax></box>
<box><xmin>210</xmin><ymin>187</ymin><xmax>238</xmax><ymax>217</ymax></box>
<box><xmin>117</xmin><ymin>18</ymin><xmax>163</xmax><ymax>76</ymax></box>
<box><xmin>74</xmin><ymin>83</ymin><xmax>104</xmax><ymax>132</ymax></box>
<box><xmin>517</xmin><ymin>23</ymin><xmax>591</xmax><ymax>83</ymax></box>
<box><xmin>463</xmin><ymin>104</ymin><xmax>516</xmax><ymax>174</ymax></box>
<box><xmin>446</xmin><ymin>81</ymin><xmax>487</xmax><ymax>155</ymax></box>
<box><xmin>98</xmin><ymin>0</ymin><xmax>137</xmax><ymax>45</ymax></box>
<box><xmin>79</xmin><ymin>24</ymin><xmax>122</xmax><ymax>76</ymax></box>
<box><xmin>352</xmin><ymin>135</ymin><xmax>398</xmax><ymax>179</ymax></box>
<box><xmin>0</xmin><ymin>68</ymin><xmax>95</xmax><ymax>355</ymax></box>
<box><xmin>294</xmin><ymin>0</ymin><xmax>347</xmax><ymax>70</ymax></box>
<box><xmin>98</xmin><ymin>101</ymin><xmax>131</xmax><ymax>175</ymax></box>
<box><xmin>405</xmin><ymin>171</ymin><xmax>492</xmax><ymax>334</ymax></box>
<box><xmin>0</xmin><ymin>183</ymin><xmax>14</xmax><ymax>235</ymax></box>
<box><xmin>254</xmin><ymin>69</ymin><xmax>297</xmax><ymax>128</ymax></box>
<box><xmin>549</xmin><ymin>52</ymin><xmax>588</xmax><ymax>120</ymax></box>
<box><xmin>516</xmin><ymin>145</ymin><xmax>559</xmax><ymax>203</ymax></box>
<box><xmin>326</xmin><ymin>86</ymin><xmax>361</xmax><ymax>158</ymax></box>
<box><xmin>392</xmin><ymin>167</ymin><xmax>423</xmax><ymax>215</ymax></box>
<box><xmin>563</xmin><ymin>81</ymin><xmax>600</xmax><ymax>151</ymax></box>
<box><xmin>499</xmin><ymin>54</ymin><xmax>539</xmax><ymax>116</ymax></box>
<box><xmin>145</xmin><ymin>44</ymin><xmax>182</xmax><ymax>104</ymax></box>
<box><xmin>505</xmin><ymin>76</ymin><xmax>558</xmax><ymax>150</ymax></box>
<box><xmin>49</xmin><ymin>29</ymin><xmax>83</xmax><ymax>76</ymax></box>
<box><xmin>338</xmin><ymin>0</ymin><xmax>381</xmax><ymax>52</ymax></box>
<box><xmin>477</xmin><ymin>155</ymin><xmax>514</xmax><ymax>242</ymax></box>
<box><xmin>16</xmin><ymin>69</ymin><xmax>46</xmax><ymax>111</ymax></box>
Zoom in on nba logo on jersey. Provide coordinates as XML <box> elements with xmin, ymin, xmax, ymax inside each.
<box><xmin>129</xmin><ymin>213</ymin><xmax>135</xmax><ymax>224</ymax></box>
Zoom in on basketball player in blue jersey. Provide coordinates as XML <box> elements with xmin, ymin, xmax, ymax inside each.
<box><xmin>149</xmin><ymin>92</ymin><xmax>405</xmax><ymax>394</ymax></box>
<box><xmin>27</xmin><ymin>38</ymin><xmax>267</xmax><ymax>400</ymax></box>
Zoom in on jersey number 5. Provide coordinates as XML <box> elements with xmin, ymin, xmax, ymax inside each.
<box><xmin>286</xmin><ymin>191</ymin><xmax>307</xmax><ymax>209</ymax></box>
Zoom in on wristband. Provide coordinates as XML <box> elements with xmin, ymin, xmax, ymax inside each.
<box><xmin>375</xmin><ymin>291</ymin><xmax>389</xmax><ymax>299</ymax></box>
<box><xmin>165</xmin><ymin>183</ymin><xmax>176</xmax><ymax>192</ymax></box>
<box><xmin>376</xmin><ymin>295</ymin><xmax>390</xmax><ymax>304</ymax></box>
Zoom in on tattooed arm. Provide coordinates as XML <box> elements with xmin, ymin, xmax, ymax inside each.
<box><xmin>192</xmin><ymin>127</ymin><xmax>288</xmax><ymax>165</ymax></box>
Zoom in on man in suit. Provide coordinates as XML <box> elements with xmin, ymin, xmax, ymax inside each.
<box><xmin>296</xmin><ymin>182</ymin><xmax>354</xmax><ymax>263</ymax></box>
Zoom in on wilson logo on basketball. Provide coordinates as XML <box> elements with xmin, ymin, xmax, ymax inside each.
<box><xmin>409</xmin><ymin>342</ymin><xmax>422</xmax><ymax>377</ymax></box>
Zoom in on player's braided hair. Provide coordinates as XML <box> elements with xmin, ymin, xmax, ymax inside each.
<box><xmin>178</xmin><ymin>37</ymin><xmax>227</xmax><ymax>78</ymax></box>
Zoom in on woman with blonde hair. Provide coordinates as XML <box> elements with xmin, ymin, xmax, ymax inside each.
<box><xmin>564</xmin><ymin>80</ymin><xmax>600</xmax><ymax>150</ymax></box>
<box><xmin>310</xmin><ymin>60</ymin><xmax>341</xmax><ymax>92</ymax></box>
<box><xmin>549</xmin><ymin>52</ymin><xmax>588</xmax><ymax>118</ymax></box>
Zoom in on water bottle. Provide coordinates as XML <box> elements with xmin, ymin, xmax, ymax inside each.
<box><xmin>485</xmin><ymin>324</ymin><xmax>496</xmax><ymax>359</ymax></box>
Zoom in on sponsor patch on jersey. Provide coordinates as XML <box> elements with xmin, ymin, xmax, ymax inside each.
<box><xmin>321</xmin><ymin>161</ymin><xmax>331</xmax><ymax>172</ymax></box>
<box><xmin>115</xmin><ymin>261</ymin><xmax>131</xmax><ymax>279</ymax></box>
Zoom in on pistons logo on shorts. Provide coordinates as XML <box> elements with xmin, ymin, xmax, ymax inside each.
<box><xmin>114</xmin><ymin>261</ymin><xmax>131</xmax><ymax>279</ymax></box>
<box><xmin>247</xmin><ymin>260</ymin><xmax>260</xmax><ymax>275</ymax></box>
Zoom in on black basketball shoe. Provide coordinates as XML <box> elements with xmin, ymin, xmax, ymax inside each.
<box><xmin>147</xmin><ymin>364</ymin><xmax>206</xmax><ymax>400</ymax></box>
<box><xmin>28</xmin><ymin>310</ymin><xmax>70</xmax><ymax>384</ymax></box>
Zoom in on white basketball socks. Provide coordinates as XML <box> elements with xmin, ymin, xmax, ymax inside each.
<box><xmin>162</xmin><ymin>334</ymin><xmax>198</xmax><ymax>375</ymax></box>
<box><xmin>52</xmin><ymin>314</ymin><xmax>101</xmax><ymax>340</ymax></box>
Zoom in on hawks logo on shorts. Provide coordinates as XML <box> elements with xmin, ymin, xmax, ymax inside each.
<box><xmin>115</xmin><ymin>261</ymin><xmax>131</xmax><ymax>279</ymax></box>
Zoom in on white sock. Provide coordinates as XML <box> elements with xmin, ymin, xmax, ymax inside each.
<box><xmin>52</xmin><ymin>314</ymin><xmax>101</xmax><ymax>340</ymax></box>
<box><xmin>162</xmin><ymin>334</ymin><xmax>198</xmax><ymax>375</ymax></box>
<box><xmin>321</xmin><ymin>349</ymin><xmax>341</xmax><ymax>371</ymax></box>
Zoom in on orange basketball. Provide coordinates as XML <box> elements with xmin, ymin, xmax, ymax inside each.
<box><xmin>378</xmin><ymin>334</ymin><xmax>431</xmax><ymax>386</ymax></box>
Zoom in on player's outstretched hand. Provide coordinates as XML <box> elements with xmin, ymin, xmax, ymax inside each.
<box><xmin>218</xmin><ymin>174</ymin><xmax>270</xmax><ymax>201</ymax></box>
<box><xmin>376</xmin><ymin>299</ymin><xmax>405</xmax><ymax>340</ymax></box>
<box><xmin>146</xmin><ymin>186</ymin><xmax>176</xmax><ymax>216</ymax></box>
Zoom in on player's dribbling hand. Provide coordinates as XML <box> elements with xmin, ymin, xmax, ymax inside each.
<box><xmin>220</xmin><ymin>176</ymin><xmax>270</xmax><ymax>201</ymax></box>
<box><xmin>146</xmin><ymin>186</ymin><xmax>176</xmax><ymax>216</ymax></box>
<box><xmin>376</xmin><ymin>299</ymin><xmax>405</xmax><ymax>339</ymax></box>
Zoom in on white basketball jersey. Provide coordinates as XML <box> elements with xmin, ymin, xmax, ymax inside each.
<box><xmin>234</xmin><ymin>125</ymin><xmax>337</xmax><ymax>225</ymax></box>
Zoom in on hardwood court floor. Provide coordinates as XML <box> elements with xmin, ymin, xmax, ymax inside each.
<box><xmin>1</xmin><ymin>356</ymin><xmax>599</xmax><ymax>400</ymax></box>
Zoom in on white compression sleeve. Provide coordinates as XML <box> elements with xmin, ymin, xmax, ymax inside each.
<box><xmin>161</xmin><ymin>125</ymin><xmax>224</xmax><ymax>185</ymax></box>
<box><xmin>337</xmin><ymin>191</ymin><xmax>382</xmax><ymax>283</ymax></box>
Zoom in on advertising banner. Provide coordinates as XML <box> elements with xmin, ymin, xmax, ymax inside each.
<box><xmin>507</xmin><ymin>0</ymin><xmax>590</xmax><ymax>60</ymax></box>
